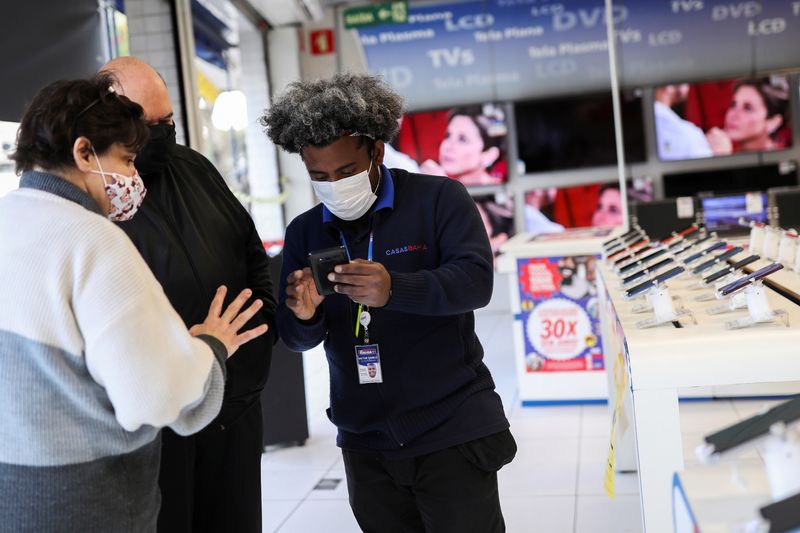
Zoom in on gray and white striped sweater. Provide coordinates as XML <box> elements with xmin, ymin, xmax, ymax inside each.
<box><xmin>0</xmin><ymin>171</ymin><xmax>227</xmax><ymax>532</ymax></box>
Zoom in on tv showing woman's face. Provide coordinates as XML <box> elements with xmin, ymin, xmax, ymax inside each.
<box><xmin>439</xmin><ymin>115</ymin><xmax>486</xmax><ymax>179</ymax></box>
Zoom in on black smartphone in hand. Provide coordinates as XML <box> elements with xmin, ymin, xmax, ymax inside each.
<box><xmin>308</xmin><ymin>246</ymin><xmax>349</xmax><ymax>296</ymax></box>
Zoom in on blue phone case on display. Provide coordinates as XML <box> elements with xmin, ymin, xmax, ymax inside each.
<box><xmin>625</xmin><ymin>266</ymin><xmax>685</xmax><ymax>298</ymax></box>
<box><xmin>690</xmin><ymin>246</ymin><xmax>743</xmax><ymax>275</ymax></box>
<box><xmin>683</xmin><ymin>241</ymin><xmax>726</xmax><ymax>264</ymax></box>
<box><xmin>622</xmin><ymin>257</ymin><xmax>675</xmax><ymax>285</ymax></box>
<box><xmin>619</xmin><ymin>248</ymin><xmax>668</xmax><ymax>274</ymax></box>
<box><xmin>671</xmin><ymin>233</ymin><xmax>712</xmax><ymax>255</ymax></box>
<box><xmin>703</xmin><ymin>255</ymin><xmax>760</xmax><ymax>284</ymax></box>
<box><xmin>717</xmin><ymin>263</ymin><xmax>784</xmax><ymax>297</ymax></box>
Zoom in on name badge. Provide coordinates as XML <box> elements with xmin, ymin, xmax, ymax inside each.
<box><xmin>355</xmin><ymin>344</ymin><xmax>383</xmax><ymax>384</ymax></box>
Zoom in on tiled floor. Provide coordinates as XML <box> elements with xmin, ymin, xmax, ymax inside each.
<box><xmin>260</xmin><ymin>307</ymin><xmax>782</xmax><ymax>532</ymax></box>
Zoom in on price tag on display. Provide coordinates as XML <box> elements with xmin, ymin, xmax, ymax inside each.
<box><xmin>676</xmin><ymin>197</ymin><xmax>695</xmax><ymax>219</ymax></box>
<box><xmin>604</xmin><ymin>351</ymin><xmax>627</xmax><ymax>499</ymax></box>
<box><xmin>745</xmin><ymin>192</ymin><xmax>764</xmax><ymax>215</ymax></box>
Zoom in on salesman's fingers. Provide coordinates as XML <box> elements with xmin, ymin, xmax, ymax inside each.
<box><xmin>286</xmin><ymin>269</ymin><xmax>305</xmax><ymax>285</ymax></box>
<box><xmin>221</xmin><ymin>288</ymin><xmax>253</xmax><ymax>323</ymax></box>
<box><xmin>230</xmin><ymin>299</ymin><xmax>264</xmax><ymax>332</ymax></box>
<box><xmin>329</xmin><ymin>272</ymin><xmax>369</xmax><ymax>286</ymax></box>
<box><xmin>334</xmin><ymin>262</ymin><xmax>376</xmax><ymax>275</ymax></box>
<box><xmin>334</xmin><ymin>284</ymin><xmax>370</xmax><ymax>299</ymax></box>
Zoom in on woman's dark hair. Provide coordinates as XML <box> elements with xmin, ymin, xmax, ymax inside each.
<box><xmin>11</xmin><ymin>73</ymin><xmax>149</xmax><ymax>174</ymax></box>
<box><xmin>733</xmin><ymin>77</ymin><xmax>789</xmax><ymax>137</ymax></box>
<box><xmin>446</xmin><ymin>105</ymin><xmax>507</xmax><ymax>154</ymax></box>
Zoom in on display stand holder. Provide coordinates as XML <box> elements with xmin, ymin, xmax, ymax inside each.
<box><xmin>694</xmin><ymin>273</ymin><xmax>736</xmax><ymax>301</ymax></box>
<box><xmin>761</xmin><ymin>422</ymin><xmax>800</xmax><ymax>500</ymax></box>
<box><xmin>749</xmin><ymin>223</ymin><xmax>766</xmax><ymax>254</ymax></box>
<box><xmin>706</xmin><ymin>291</ymin><xmax>747</xmax><ymax>313</ymax></box>
<box><xmin>633</xmin><ymin>285</ymin><xmax>696</xmax><ymax>329</ymax></box>
<box><xmin>707</xmin><ymin>281</ymin><xmax>789</xmax><ymax>330</ymax></box>
<box><xmin>763</xmin><ymin>227</ymin><xmax>781</xmax><ymax>261</ymax></box>
<box><xmin>778</xmin><ymin>230</ymin><xmax>798</xmax><ymax>268</ymax></box>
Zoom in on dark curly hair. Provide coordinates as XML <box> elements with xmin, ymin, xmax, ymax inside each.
<box><xmin>260</xmin><ymin>72</ymin><xmax>404</xmax><ymax>155</ymax></box>
<box><xmin>11</xmin><ymin>73</ymin><xmax>149</xmax><ymax>174</ymax></box>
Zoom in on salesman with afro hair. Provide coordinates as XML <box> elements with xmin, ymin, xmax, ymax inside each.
<box><xmin>261</xmin><ymin>73</ymin><xmax>516</xmax><ymax>532</ymax></box>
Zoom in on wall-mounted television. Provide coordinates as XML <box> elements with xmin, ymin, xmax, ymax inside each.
<box><xmin>663</xmin><ymin>162</ymin><xmax>798</xmax><ymax>198</ymax></box>
<box><xmin>392</xmin><ymin>103</ymin><xmax>508</xmax><ymax>186</ymax></box>
<box><xmin>654</xmin><ymin>75</ymin><xmax>792</xmax><ymax>161</ymax></box>
<box><xmin>474</xmin><ymin>192</ymin><xmax>515</xmax><ymax>258</ymax></box>
<box><xmin>514</xmin><ymin>90</ymin><xmax>646</xmax><ymax>174</ymax></box>
<box><xmin>523</xmin><ymin>177</ymin><xmax>653</xmax><ymax>235</ymax></box>
<box><xmin>700</xmin><ymin>192</ymin><xmax>768</xmax><ymax>236</ymax></box>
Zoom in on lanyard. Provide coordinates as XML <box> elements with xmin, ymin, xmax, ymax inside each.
<box><xmin>340</xmin><ymin>230</ymin><xmax>374</xmax><ymax>339</ymax></box>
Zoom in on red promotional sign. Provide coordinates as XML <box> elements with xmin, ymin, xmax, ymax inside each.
<box><xmin>310</xmin><ymin>29</ymin><xmax>335</xmax><ymax>55</ymax></box>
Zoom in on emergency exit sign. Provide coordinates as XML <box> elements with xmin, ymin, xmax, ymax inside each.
<box><xmin>343</xmin><ymin>1</ymin><xmax>408</xmax><ymax>29</ymax></box>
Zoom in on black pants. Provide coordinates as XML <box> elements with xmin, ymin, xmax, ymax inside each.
<box><xmin>343</xmin><ymin>430</ymin><xmax>516</xmax><ymax>533</ymax></box>
<box><xmin>157</xmin><ymin>401</ymin><xmax>263</xmax><ymax>533</ymax></box>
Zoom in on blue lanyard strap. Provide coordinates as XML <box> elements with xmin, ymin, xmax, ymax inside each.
<box><xmin>340</xmin><ymin>230</ymin><xmax>374</xmax><ymax>338</ymax></box>
<box><xmin>340</xmin><ymin>231</ymin><xmax>373</xmax><ymax>262</ymax></box>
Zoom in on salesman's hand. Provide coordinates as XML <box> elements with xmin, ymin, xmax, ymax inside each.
<box><xmin>329</xmin><ymin>259</ymin><xmax>392</xmax><ymax>307</ymax></box>
<box><xmin>190</xmin><ymin>286</ymin><xmax>268</xmax><ymax>359</ymax></box>
<box><xmin>286</xmin><ymin>267</ymin><xmax>325</xmax><ymax>321</ymax></box>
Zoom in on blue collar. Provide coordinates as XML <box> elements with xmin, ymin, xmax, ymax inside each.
<box><xmin>19</xmin><ymin>170</ymin><xmax>104</xmax><ymax>216</ymax></box>
<box><xmin>322</xmin><ymin>165</ymin><xmax>395</xmax><ymax>223</ymax></box>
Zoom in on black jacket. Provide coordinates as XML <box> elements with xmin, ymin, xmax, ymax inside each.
<box><xmin>277</xmin><ymin>168</ymin><xmax>508</xmax><ymax>457</ymax></box>
<box><xmin>118</xmin><ymin>144</ymin><xmax>276</xmax><ymax>428</ymax></box>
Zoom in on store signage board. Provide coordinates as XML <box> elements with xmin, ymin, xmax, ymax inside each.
<box><xmin>349</xmin><ymin>0</ymin><xmax>800</xmax><ymax>110</ymax></box>
<box><xmin>516</xmin><ymin>255</ymin><xmax>604</xmax><ymax>374</ymax></box>
<box><xmin>343</xmin><ymin>1</ymin><xmax>408</xmax><ymax>29</ymax></box>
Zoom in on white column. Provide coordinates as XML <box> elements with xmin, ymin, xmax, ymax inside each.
<box><xmin>266</xmin><ymin>27</ymin><xmax>315</xmax><ymax>224</ymax></box>
<box><xmin>632</xmin><ymin>387</ymin><xmax>684</xmax><ymax>533</ymax></box>
<box><xmin>239</xmin><ymin>15</ymin><xmax>284</xmax><ymax>241</ymax></box>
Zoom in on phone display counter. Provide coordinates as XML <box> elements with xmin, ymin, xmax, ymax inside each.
<box><xmin>597</xmin><ymin>251</ymin><xmax>800</xmax><ymax>532</ymax></box>
<box><xmin>497</xmin><ymin>227</ymin><xmax>620</xmax><ymax>405</ymax></box>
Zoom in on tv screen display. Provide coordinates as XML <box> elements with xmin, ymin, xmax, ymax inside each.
<box><xmin>663</xmin><ymin>162</ymin><xmax>798</xmax><ymax>198</ymax></box>
<box><xmin>654</xmin><ymin>75</ymin><xmax>792</xmax><ymax>161</ymax></box>
<box><xmin>701</xmin><ymin>193</ymin><xmax>768</xmax><ymax>235</ymax></box>
<box><xmin>514</xmin><ymin>90</ymin><xmax>646</xmax><ymax>174</ymax></box>
<box><xmin>523</xmin><ymin>178</ymin><xmax>653</xmax><ymax>235</ymax></box>
<box><xmin>474</xmin><ymin>192</ymin><xmax>515</xmax><ymax>259</ymax></box>
<box><xmin>392</xmin><ymin>103</ymin><xmax>508</xmax><ymax>186</ymax></box>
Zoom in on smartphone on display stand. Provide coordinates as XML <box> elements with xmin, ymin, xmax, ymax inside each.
<box><xmin>660</xmin><ymin>224</ymin><xmax>701</xmax><ymax>245</ymax></box>
<box><xmin>622</xmin><ymin>257</ymin><xmax>675</xmax><ymax>286</ymax></box>
<box><xmin>625</xmin><ymin>266</ymin><xmax>685</xmax><ymax>299</ymax></box>
<box><xmin>672</xmin><ymin>233</ymin><xmax>713</xmax><ymax>255</ymax></box>
<box><xmin>683</xmin><ymin>241</ymin><xmax>727</xmax><ymax>265</ymax></box>
<box><xmin>619</xmin><ymin>248</ymin><xmax>668</xmax><ymax>274</ymax></box>
<box><xmin>604</xmin><ymin>229</ymin><xmax>641</xmax><ymax>249</ymax></box>
<box><xmin>690</xmin><ymin>246</ymin><xmax>744</xmax><ymax>275</ymax></box>
<box><xmin>717</xmin><ymin>263</ymin><xmax>784</xmax><ymax>297</ymax></box>
<box><xmin>608</xmin><ymin>238</ymin><xmax>649</xmax><ymax>261</ymax></box>
<box><xmin>308</xmin><ymin>246</ymin><xmax>350</xmax><ymax>296</ymax></box>
<box><xmin>703</xmin><ymin>255</ymin><xmax>760</xmax><ymax>285</ymax></box>
<box><xmin>613</xmin><ymin>243</ymin><xmax>654</xmax><ymax>266</ymax></box>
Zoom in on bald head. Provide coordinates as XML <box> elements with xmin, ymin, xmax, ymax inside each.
<box><xmin>100</xmin><ymin>56</ymin><xmax>173</xmax><ymax>125</ymax></box>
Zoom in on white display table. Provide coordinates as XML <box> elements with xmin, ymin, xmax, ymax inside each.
<box><xmin>597</xmin><ymin>261</ymin><xmax>800</xmax><ymax>533</ymax></box>
<box><xmin>497</xmin><ymin>227</ymin><xmax>620</xmax><ymax>405</ymax></box>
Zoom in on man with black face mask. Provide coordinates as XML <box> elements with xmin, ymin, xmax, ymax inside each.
<box><xmin>99</xmin><ymin>56</ymin><xmax>276</xmax><ymax>533</ymax></box>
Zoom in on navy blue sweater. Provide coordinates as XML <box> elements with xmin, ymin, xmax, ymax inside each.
<box><xmin>277</xmin><ymin>168</ymin><xmax>509</xmax><ymax>457</ymax></box>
